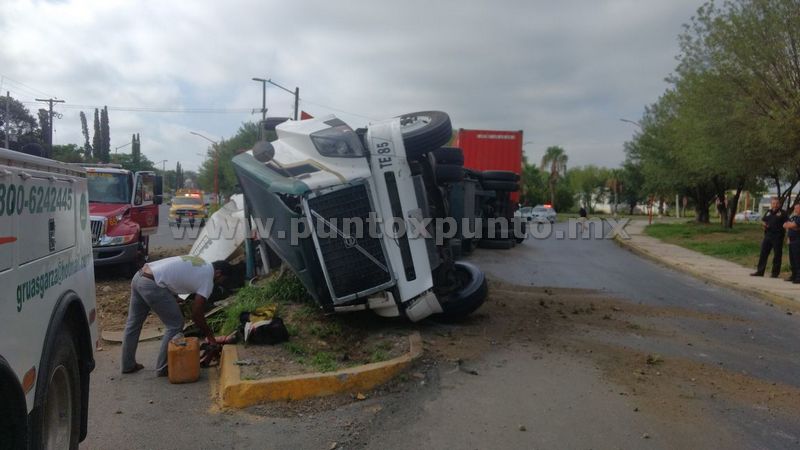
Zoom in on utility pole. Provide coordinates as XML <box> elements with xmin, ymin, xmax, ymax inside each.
<box><xmin>253</xmin><ymin>76</ymin><xmax>300</xmax><ymax>121</ymax></box>
<box><xmin>35</xmin><ymin>97</ymin><xmax>65</xmax><ymax>157</ymax></box>
<box><xmin>4</xmin><ymin>91</ymin><xmax>9</xmax><ymax>148</ymax></box>
<box><xmin>251</xmin><ymin>78</ymin><xmax>268</xmax><ymax>139</ymax></box>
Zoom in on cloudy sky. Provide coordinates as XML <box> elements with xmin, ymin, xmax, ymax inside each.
<box><xmin>1</xmin><ymin>0</ymin><xmax>700</xmax><ymax>171</ymax></box>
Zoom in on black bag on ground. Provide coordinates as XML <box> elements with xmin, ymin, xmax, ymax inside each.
<box><xmin>239</xmin><ymin>312</ymin><xmax>289</xmax><ymax>345</ymax></box>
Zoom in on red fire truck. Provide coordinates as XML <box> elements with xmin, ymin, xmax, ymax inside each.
<box><xmin>83</xmin><ymin>165</ymin><xmax>162</xmax><ymax>270</ymax></box>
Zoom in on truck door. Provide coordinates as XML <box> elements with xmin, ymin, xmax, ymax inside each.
<box><xmin>130</xmin><ymin>171</ymin><xmax>159</xmax><ymax>235</ymax></box>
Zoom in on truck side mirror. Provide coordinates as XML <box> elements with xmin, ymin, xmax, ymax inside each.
<box><xmin>252</xmin><ymin>140</ymin><xmax>275</xmax><ymax>163</ymax></box>
<box><xmin>154</xmin><ymin>175</ymin><xmax>164</xmax><ymax>205</ymax></box>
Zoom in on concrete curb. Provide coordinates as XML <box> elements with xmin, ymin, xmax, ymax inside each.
<box><xmin>614</xmin><ymin>235</ymin><xmax>798</xmax><ymax>309</ymax></box>
<box><xmin>219</xmin><ymin>332</ymin><xmax>423</xmax><ymax>408</ymax></box>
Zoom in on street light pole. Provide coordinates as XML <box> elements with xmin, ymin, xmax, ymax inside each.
<box><xmin>619</xmin><ymin>118</ymin><xmax>643</xmax><ymax>129</ymax></box>
<box><xmin>254</xmin><ymin>77</ymin><xmax>300</xmax><ymax>121</ymax></box>
<box><xmin>189</xmin><ymin>131</ymin><xmax>220</xmax><ymax>205</ymax></box>
<box><xmin>154</xmin><ymin>159</ymin><xmax>168</xmax><ymax>172</ymax></box>
<box><xmin>114</xmin><ymin>141</ymin><xmax>132</xmax><ymax>153</ymax></box>
<box><xmin>251</xmin><ymin>78</ymin><xmax>268</xmax><ymax>123</ymax></box>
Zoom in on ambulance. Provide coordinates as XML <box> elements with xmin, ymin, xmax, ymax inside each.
<box><xmin>0</xmin><ymin>148</ymin><xmax>98</xmax><ymax>448</ymax></box>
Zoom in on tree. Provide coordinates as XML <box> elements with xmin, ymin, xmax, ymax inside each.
<box><xmin>567</xmin><ymin>165</ymin><xmax>608</xmax><ymax>213</ymax></box>
<box><xmin>679</xmin><ymin>0</ymin><xmax>800</xmax><ymax>215</ymax></box>
<box><xmin>92</xmin><ymin>108</ymin><xmax>101</xmax><ymax>161</ymax></box>
<box><xmin>620</xmin><ymin>160</ymin><xmax>645</xmax><ymax>215</ymax></box>
<box><xmin>0</xmin><ymin>95</ymin><xmax>40</xmax><ymax>152</ymax></box>
<box><xmin>175</xmin><ymin>161</ymin><xmax>184</xmax><ymax>189</ymax></box>
<box><xmin>131</xmin><ymin>133</ymin><xmax>141</xmax><ymax>168</ymax></box>
<box><xmin>197</xmin><ymin>122</ymin><xmax>260</xmax><ymax>196</ymax></box>
<box><xmin>540</xmin><ymin>146</ymin><xmax>568</xmax><ymax>208</ymax></box>
<box><xmin>37</xmin><ymin>109</ymin><xmax>51</xmax><ymax>158</ymax></box>
<box><xmin>519</xmin><ymin>156</ymin><xmax>548</xmax><ymax>206</ymax></box>
<box><xmin>111</xmin><ymin>152</ymin><xmax>155</xmax><ymax>173</ymax></box>
<box><xmin>99</xmin><ymin>106</ymin><xmax>110</xmax><ymax>163</ymax></box>
<box><xmin>79</xmin><ymin>111</ymin><xmax>92</xmax><ymax>160</ymax></box>
<box><xmin>52</xmin><ymin>144</ymin><xmax>84</xmax><ymax>163</ymax></box>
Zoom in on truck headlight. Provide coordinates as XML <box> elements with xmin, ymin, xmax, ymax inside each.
<box><xmin>108</xmin><ymin>213</ymin><xmax>124</xmax><ymax>228</ymax></box>
<box><xmin>311</xmin><ymin>124</ymin><xmax>365</xmax><ymax>158</ymax></box>
<box><xmin>98</xmin><ymin>233</ymin><xmax>138</xmax><ymax>246</ymax></box>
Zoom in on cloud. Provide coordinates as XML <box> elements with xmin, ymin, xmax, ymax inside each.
<box><xmin>0</xmin><ymin>0</ymin><xmax>701</xmax><ymax>170</ymax></box>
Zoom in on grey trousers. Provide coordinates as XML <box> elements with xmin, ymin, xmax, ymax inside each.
<box><xmin>121</xmin><ymin>272</ymin><xmax>185</xmax><ymax>374</ymax></box>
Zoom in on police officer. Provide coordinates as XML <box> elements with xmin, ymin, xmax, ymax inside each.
<box><xmin>783</xmin><ymin>203</ymin><xmax>800</xmax><ymax>283</ymax></box>
<box><xmin>751</xmin><ymin>197</ymin><xmax>788</xmax><ymax>278</ymax></box>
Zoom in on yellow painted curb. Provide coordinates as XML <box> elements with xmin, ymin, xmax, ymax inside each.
<box><xmin>219</xmin><ymin>332</ymin><xmax>423</xmax><ymax>408</ymax></box>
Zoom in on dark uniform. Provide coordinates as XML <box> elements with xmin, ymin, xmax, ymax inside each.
<box><xmin>788</xmin><ymin>214</ymin><xmax>800</xmax><ymax>282</ymax></box>
<box><xmin>755</xmin><ymin>208</ymin><xmax>787</xmax><ymax>277</ymax></box>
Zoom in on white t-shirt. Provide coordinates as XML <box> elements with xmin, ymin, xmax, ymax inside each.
<box><xmin>147</xmin><ymin>255</ymin><xmax>215</xmax><ymax>298</ymax></box>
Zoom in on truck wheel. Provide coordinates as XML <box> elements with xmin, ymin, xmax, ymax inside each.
<box><xmin>398</xmin><ymin>111</ymin><xmax>452</xmax><ymax>160</ymax></box>
<box><xmin>481</xmin><ymin>180</ymin><xmax>519</xmax><ymax>191</ymax></box>
<box><xmin>432</xmin><ymin>147</ymin><xmax>464</xmax><ymax>166</ymax></box>
<box><xmin>0</xmin><ymin>360</ymin><xmax>27</xmax><ymax>450</ymax></box>
<box><xmin>435</xmin><ymin>164</ymin><xmax>464</xmax><ymax>184</ymax></box>
<box><xmin>434</xmin><ymin>261</ymin><xmax>488</xmax><ymax>322</ymax></box>
<box><xmin>481</xmin><ymin>171</ymin><xmax>519</xmax><ymax>181</ymax></box>
<box><xmin>29</xmin><ymin>327</ymin><xmax>81</xmax><ymax>450</ymax></box>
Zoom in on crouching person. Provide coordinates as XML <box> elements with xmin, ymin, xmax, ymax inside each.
<box><xmin>121</xmin><ymin>256</ymin><xmax>232</xmax><ymax>376</ymax></box>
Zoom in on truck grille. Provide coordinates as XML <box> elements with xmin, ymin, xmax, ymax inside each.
<box><xmin>90</xmin><ymin>219</ymin><xmax>105</xmax><ymax>245</ymax></box>
<box><xmin>306</xmin><ymin>184</ymin><xmax>392</xmax><ymax>302</ymax></box>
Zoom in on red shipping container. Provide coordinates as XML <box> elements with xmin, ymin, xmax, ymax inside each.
<box><xmin>455</xmin><ymin>129</ymin><xmax>523</xmax><ymax>203</ymax></box>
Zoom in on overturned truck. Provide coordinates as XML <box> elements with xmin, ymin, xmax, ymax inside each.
<box><xmin>232</xmin><ymin>111</ymin><xmax>488</xmax><ymax>322</ymax></box>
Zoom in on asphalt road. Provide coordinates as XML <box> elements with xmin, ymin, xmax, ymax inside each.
<box><xmin>148</xmin><ymin>203</ymin><xmax>199</xmax><ymax>250</ymax></box>
<box><xmin>83</xmin><ymin>221</ymin><xmax>800</xmax><ymax>449</ymax></box>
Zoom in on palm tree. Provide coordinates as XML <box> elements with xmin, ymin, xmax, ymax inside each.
<box><xmin>540</xmin><ymin>146</ymin><xmax>568</xmax><ymax>207</ymax></box>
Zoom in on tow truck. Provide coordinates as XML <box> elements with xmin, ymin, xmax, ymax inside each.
<box><xmin>0</xmin><ymin>147</ymin><xmax>98</xmax><ymax>448</ymax></box>
<box><xmin>83</xmin><ymin>164</ymin><xmax>163</xmax><ymax>270</ymax></box>
<box><xmin>169</xmin><ymin>188</ymin><xmax>208</xmax><ymax>227</ymax></box>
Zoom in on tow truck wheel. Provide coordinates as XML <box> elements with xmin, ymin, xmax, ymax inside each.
<box><xmin>397</xmin><ymin>111</ymin><xmax>452</xmax><ymax>160</ymax></box>
<box><xmin>434</xmin><ymin>261</ymin><xmax>488</xmax><ymax>322</ymax></box>
<box><xmin>29</xmin><ymin>327</ymin><xmax>80</xmax><ymax>450</ymax></box>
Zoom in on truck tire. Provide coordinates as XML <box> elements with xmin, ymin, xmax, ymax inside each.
<box><xmin>481</xmin><ymin>180</ymin><xmax>519</xmax><ymax>191</ymax></box>
<box><xmin>481</xmin><ymin>171</ymin><xmax>519</xmax><ymax>181</ymax></box>
<box><xmin>432</xmin><ymin>147</ymin><xmax>464</xmax><ymax>166</ymax></box>
<box><xmin>0</xmin><ymin>358</ymin><xmax>27</xmax><ymax>450</ymax></box>
<box><xmin>29</xmin><ymin>327</ymin><xmax>81</xmax><ymax>450</ymax></box>
<box><xmin>435</xmin><ymin>261</ymin><xmax>488</xmax><ymax>322</ymax></box>
<box><xmin>435</xmin><ymin>164</ymin><xmax>464</xmax><ymax>184</ymax></box>
<box><xmin>398</xmin><ymin>111</ymin><xmax>452</xmax><ymax>160</ymax></box>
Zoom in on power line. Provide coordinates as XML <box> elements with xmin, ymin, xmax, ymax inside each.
<box><xmin>0</xmin><ymin>75</ymin><xmax>57</xmax><ymax>99</ymax></box>
<box><xmin>19</xmin><ymin>102</ymin><xmax>253</xmax><ymax>114</ymax></box>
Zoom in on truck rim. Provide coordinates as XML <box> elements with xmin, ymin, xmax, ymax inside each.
<box><xmin>43</xmin><ymin>364</ymin><xmax>73</xmax><ymax>450</ymax></box>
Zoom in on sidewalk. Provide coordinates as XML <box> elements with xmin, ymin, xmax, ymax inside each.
<box><xmin>616</xmin><ymin>220</ymin><xmax>800</xmax><ymax>306</ymax></box>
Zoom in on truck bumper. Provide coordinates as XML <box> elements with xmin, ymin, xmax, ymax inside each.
<box><xmin>92</xmin><ymin>242</ymin><xmax>139</xmax><ymax>266</ymax></box>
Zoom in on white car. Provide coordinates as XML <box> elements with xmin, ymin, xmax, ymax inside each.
<box><xmin>734</xmin><ymin>210</ymin><xmax>761</xmax><ymax>222</ymax></box>
<box><xmin>532</xmin><ymin>205</ymin><xmax>557</xmax><ymax>223</ymax></box>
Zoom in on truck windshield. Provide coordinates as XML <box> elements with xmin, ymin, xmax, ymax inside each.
<box><xmin>173</xmin><ymin>197</ymin><xmax>203</xmax><ymax>206</ymax></box>
<box><xmin>87</xmin><ymin>172</ymin><xmax>131</xmax><ymax>203</ymax></box>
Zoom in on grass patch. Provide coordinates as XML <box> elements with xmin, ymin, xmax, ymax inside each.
<box><xmin>215</xmin><ymin>272</ymin><xmax>309</xmax><ymax>335</ymax></box>
<box><xmin>645</xmin><ymin>221</ymin><xmax>790</xmax><ymax>272</ymax></box>
<box><xmin>216</xmin><ymin>270</ymin><xmax>409</xmax><ymax>378</ymax></box>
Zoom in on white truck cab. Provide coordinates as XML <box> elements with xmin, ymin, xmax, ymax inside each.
<box><xmin>0</xmin><ymin>148</ymin><xmax>98</xmax><ymax>449</ymax></box>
